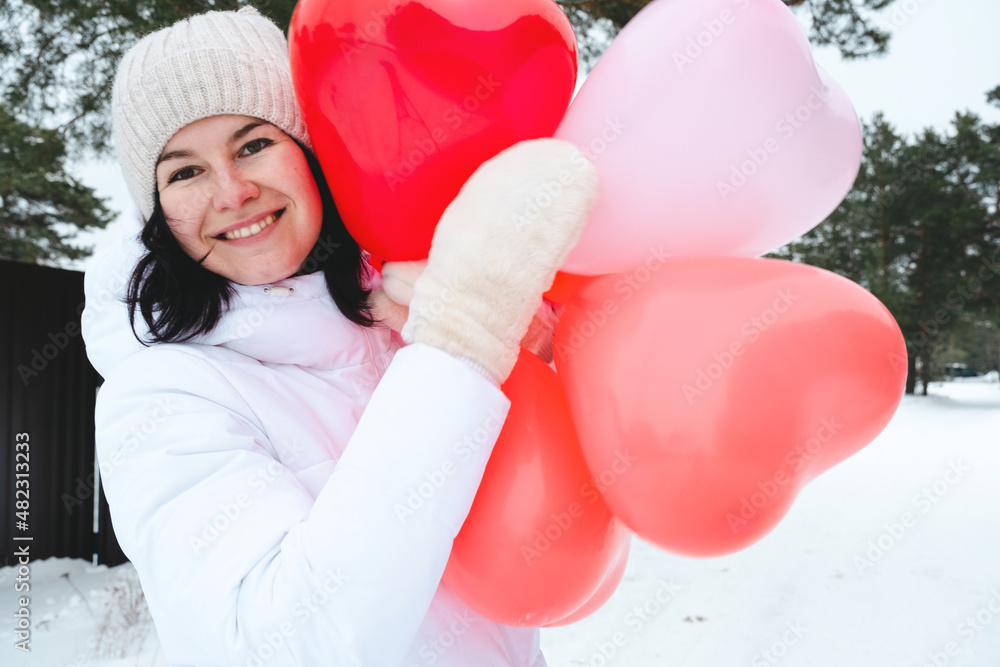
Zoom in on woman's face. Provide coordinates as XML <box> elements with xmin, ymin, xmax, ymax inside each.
<box><xmin>155</xmin><ymin>114</ymin><xmax>323</xmax><ymax>285</ymax></box>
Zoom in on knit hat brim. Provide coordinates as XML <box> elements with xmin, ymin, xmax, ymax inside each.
<box><xmin>112</xmin><ymin>7</ymin><xmax>312</xmax><ymax>220</ymax></box>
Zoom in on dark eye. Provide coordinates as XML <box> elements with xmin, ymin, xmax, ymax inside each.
<box><xmin>240</xmin><ymin>138</ymin><xmax>273</xmax><ymax>157</ymax></box>
<box><xmin>168</xmin><ymin>166</ymin><xmax>201</xmax><ymax>183</ymax></box>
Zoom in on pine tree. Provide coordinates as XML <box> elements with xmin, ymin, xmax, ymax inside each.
<box><xmin>771</xmin><ymin>92</ymin><xmax>1000</xmax><ymax>394</ymax></box>
<box><xmin>0</xmin><ymin>105</ymin><xmax>113</xmax><ymax>264</ymax></box>
<box><xmin>558</xmin><ymin>0</ymin><xmax>897</xmax><ymax>69</ymax></box>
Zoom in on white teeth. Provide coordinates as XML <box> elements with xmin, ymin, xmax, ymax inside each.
<box><xmin>223</xmin><ymin>213</ymin><xmax>276</xmax><ymax>241</ymax></box>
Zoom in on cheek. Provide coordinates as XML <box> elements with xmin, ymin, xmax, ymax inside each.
<box><xmin>295</xmin><ymin>192</ymin><xmax>324</xmax><ymax>260</ymax></box>
<box><xmin>161</xmin><ymin>215</ymin><xmax>209</xmax><ymax>265</ymax></box>
<box><xmin>160</xmin><ymin>193</ymin><xmax>206</xmax><ymax>241</ymax></box>
<box><xmin>305</xmin><ymin>183</ymin><xmax>323</xmax><ymax>229</ymax></box>
<box><xmin>289</xmin><ymin>163</ymin><xmax>324</xmax><ymax>234</ymax></box>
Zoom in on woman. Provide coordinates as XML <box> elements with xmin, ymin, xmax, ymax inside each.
<box><xmin>81</xmin><ymin>6</ymin><xmax>597</xmax><ymax>667</ymax></box>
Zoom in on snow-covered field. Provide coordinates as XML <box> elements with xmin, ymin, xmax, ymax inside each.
<box><xmin>541</xmin><ymin>374</ymin><xmax>1000</xmax><ymax>667</ymax></box>
<box><xmin>3</xmin><ymin>376</ymin><xmax>998</xmax><ymax>667</ymax></box>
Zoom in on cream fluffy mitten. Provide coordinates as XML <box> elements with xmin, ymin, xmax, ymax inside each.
<box><xmin>401</xmin><ymin>138</ymin><xmax>598</xmax><ymax>385</ymax></box>
<box><xmin>372</xmin><ymin>260</ymin><xmax>560</xmax><ymax>363</ymax></box>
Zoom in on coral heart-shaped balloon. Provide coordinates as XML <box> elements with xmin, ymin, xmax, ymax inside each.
<box><xmin>290</xmin><ymin>0</ymin><xmax>579</xmax><ymax>261</ymax></box>
<box><xmin>555</xmin><ymin>0</ymin><xmax>863</xmax><ymax>274</ymax></box>
<box><xmin>553</xmin><ymin>258</ymin><xmax>907</xmax><ymax>556</ymax></box>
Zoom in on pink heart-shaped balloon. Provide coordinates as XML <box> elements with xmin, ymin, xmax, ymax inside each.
<box><xmin>555</xmin><ymin>0</ymin><xmax>863</xmax><ymax>274</ymax></box>
<box><xmin>290</xmin><ymin>0</ymin><xmax>578</xmax><ymax>261</ymax></box>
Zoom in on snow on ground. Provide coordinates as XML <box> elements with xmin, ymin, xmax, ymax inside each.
<box><xmin>0</xmin><ymin>556</ymin><xmax>166</xmax><ymax>666</ymax></box>
<box><xmin>541</xmin><ymin>375</ymin><xmax>1000</xmax><ymax>667</ymax></box>
<box><xmin>2</xmin><ymin>376</ymin><xmax>998</xmax><ymax>667</ymax></box>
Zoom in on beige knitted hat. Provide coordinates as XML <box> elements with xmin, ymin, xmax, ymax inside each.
<box><xmin>111</xmin><ymin>6</ymin><xmax>312</xmax><ymax>220</ymax></box>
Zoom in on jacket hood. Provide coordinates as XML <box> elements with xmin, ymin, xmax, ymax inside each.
<box><xmin>81</xmin><ymin>225</ymin><xmax>383</xmax><ymax>380</ymax></box>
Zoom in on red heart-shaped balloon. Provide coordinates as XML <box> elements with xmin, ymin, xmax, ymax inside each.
<box><xmin>443</xmin><ymin>350</ymin><xmax>631</xmax><ymax>626</ymax></box>
<box><xmin>553</xmin><ymin>257</ymin><xmax>908</xmax><ymax>557</ymax></box>
<box><xmin>290</xmin><ymin>0</ymin><xmax>579</xmax><ymax>261</ymax></box>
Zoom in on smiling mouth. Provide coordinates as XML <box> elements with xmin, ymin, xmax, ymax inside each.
<box><xmin>216</xmin><ymin>209</ymin><xmax>284</xmax><ymax>240</ymax></box>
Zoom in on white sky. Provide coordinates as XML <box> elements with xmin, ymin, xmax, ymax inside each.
<box><xmin>64</xmin><ymin>0</ymin><xmax>1000</xmax><ymax>273</ymax></box>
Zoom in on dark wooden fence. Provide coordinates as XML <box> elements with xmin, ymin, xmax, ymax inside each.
<box><xmin>0</xmin><ymin>258</ymin><xmax>128</xmax><ymax>567</ymax></box>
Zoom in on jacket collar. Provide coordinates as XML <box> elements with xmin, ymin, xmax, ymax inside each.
<box><xmin>194</xmin><ymin>271</ymin><xmax>380</xmax><ymax>370</ymax></box>
<box><xmin>81</xmin><ymin>226</ymin><xmax>381</xmax><ymax>380</ymax></box>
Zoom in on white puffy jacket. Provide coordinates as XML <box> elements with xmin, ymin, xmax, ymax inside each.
<box><xmin>81</xmin><ymin>227</ymin><xmax>547</xmax><ymax>667</ymax></box>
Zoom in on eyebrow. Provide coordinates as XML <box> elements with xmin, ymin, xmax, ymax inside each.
<box><xmin>155</xmin><ymin>121</ymin><xmax>269</xmax><ymax>167</ymax></box>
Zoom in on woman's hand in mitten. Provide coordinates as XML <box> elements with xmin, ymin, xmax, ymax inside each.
<box><xmin>367</xmin><ymin>286</ymin><xmax>410</xmax><ymax>334</ymax></box>
<box><xmin>368</xmin><ymin>260</ymin><xmax>426</xmax><ymax>334</ymax></box>
<box><xmin>400</xmin><ymin>138</ymin><xmax>598</xmax><ymax>385</ymax></box>
<box><xmin>371</xmin><ymin>264</ymin><xmax>561</xmax><ymax>364</ymax></box>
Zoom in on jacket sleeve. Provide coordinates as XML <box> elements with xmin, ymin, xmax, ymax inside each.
<box><xmin>94</xmin><ymin>341</ymin><xmax>510</xmax><ymax>666</ymax></box>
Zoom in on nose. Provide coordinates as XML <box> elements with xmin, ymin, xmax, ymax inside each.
<box><xmin>211</xmin><ymin>164</ymin><xmax>259</xmax><ymax>211</ymax></box>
